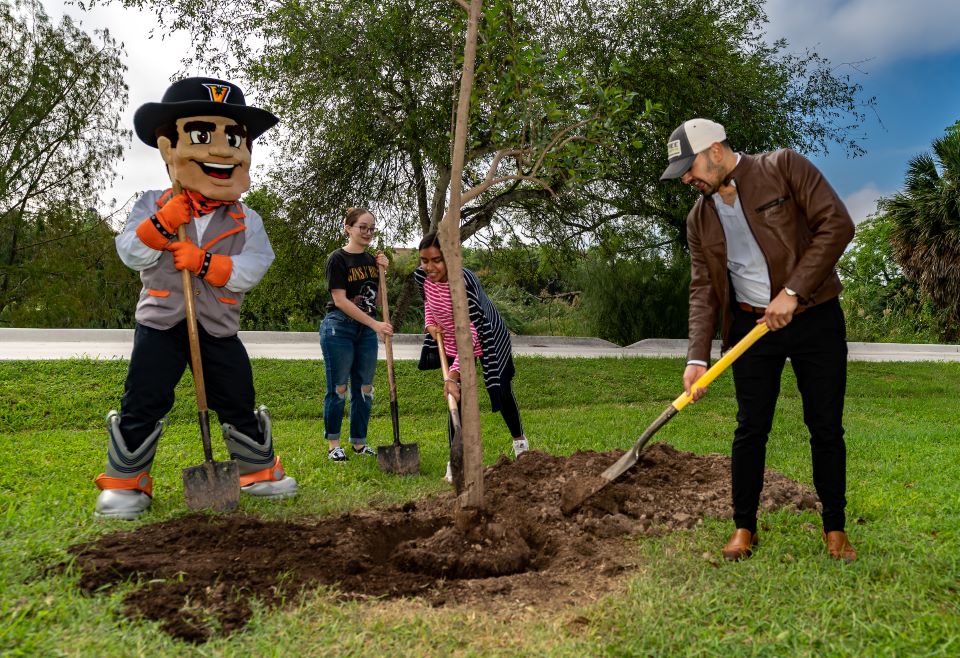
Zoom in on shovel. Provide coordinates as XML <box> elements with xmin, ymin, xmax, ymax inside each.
<box><xmin>560</xmin><ymin>322</ymin><xmax>770</xmax><ymax>515</ymax></box>
<box><xmin>435</xmin><ymin>332</ymin><xmax>464</xmax><ymax>493</ymax></box>
<box><xmin>175</xmin><ymin>183</ymin><xmax>241</xmax><ymax>512</ymax></box>
<box><xmin>375</xmin><ymin>264</ymin><xmax>420</xmax><ymax>475</ymax></box>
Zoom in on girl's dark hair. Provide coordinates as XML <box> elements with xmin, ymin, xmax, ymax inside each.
<box><xmin>345</xmin><ymin>207</ymin><xmax>373</xmax><ymax>226</ymax></box>
<box><xmin>418</xmin><ymin>232</ymin><xmax>441</xmax><ymax>251</ymax></box>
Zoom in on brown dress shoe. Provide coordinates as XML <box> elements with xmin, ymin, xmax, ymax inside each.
<box><xmin>722</xmin><ymin>528</ymin><xmax>758</xmax><ymax>561</ymax></box>
<box><xmin>824</xmin><ymin>530</ymin><xmax>857</xmax><ymax>562</ymax></box>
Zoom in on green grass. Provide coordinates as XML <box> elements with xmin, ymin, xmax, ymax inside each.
<box><xmin>1</xmin><ymin>356</ymin><xmax>959</xmax><ymax>656</ymax></box>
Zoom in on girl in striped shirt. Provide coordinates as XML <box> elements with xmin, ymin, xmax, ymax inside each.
<box><xmin>414</xmin><ymin>233</ymin><xmax>528</xmax><ymax>476</ymax></box>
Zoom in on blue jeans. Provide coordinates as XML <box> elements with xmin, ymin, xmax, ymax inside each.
<box><xmin>319</xmin><ymin>310</ymin><xmax>379</xmax><ymax>443</ymax></box>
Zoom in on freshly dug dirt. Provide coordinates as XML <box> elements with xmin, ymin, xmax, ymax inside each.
<box><xmin>69</xmin><ymin>445</ymin><xmax>819</xmax><ymax>643</ymax></box>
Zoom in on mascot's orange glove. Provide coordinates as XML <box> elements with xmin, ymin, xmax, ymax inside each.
<box><xmin>167</xmin><ymin>239</ymin><xmax>233</xmax><ymax>288</ymax></box>
<box><xmin>135</xmin><ymin>193</ymin><xmax>195</xmax><ymax>250</ymax></box>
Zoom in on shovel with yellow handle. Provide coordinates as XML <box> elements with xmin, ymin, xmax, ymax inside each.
<box><xmin>560</xmin><ymin>322</ymin><xmax>770</xmax><ymax>515</ymax></box>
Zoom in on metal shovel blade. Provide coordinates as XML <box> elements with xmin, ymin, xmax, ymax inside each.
<box><xmin>376</xmin><ymin>442</ymin><xmax>421</xmax><ymax>475</ymax></box>
<box><xmin>376</xmin><ymin>393</ymin><xmax>420</xmax><ymax>475</ymax></box>
<box><xmin>560</xmin><ymin>323</ymin><xmax>771</xmax><ymax>515</ymax></box>
<box><xmin>182</xmin><ymin>460</ymin><xmax>241</xmax><ymax>512</ymax></box>
<box><xmin>448</xmin><ymin>405</ymin><xmax>464</xmax><ymax>493</ymax></box>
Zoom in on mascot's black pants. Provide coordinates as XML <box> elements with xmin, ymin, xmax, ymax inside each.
<box><xmin>119</xmin><ymin>321</ymin><xmax>263</xmax><ymax>450</ymax></box>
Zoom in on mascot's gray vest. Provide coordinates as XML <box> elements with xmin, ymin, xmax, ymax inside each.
<box><xmin>136</xmin><ymin>197</ymin><xmax>248</xmax><ymax>337</ymax></box>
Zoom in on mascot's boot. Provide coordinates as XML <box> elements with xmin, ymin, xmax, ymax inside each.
<box><xmin>223</xmin><ymin>405</ymin><xmax>298</xmax><ymax>499</ymax></box>
<box><xmin>94</xmin><ymin>411</ymin><xmax>164</xmax><ymax>520</ymax></box>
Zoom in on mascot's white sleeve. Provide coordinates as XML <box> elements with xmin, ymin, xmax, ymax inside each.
<box><xmin>115</xmin><ymin>191</ymin><xmax>164</xmax><ymax>272</ymax></box>
<box><xmin>225</xmin><ymin>205</ymin><xmax>275</xmax><ymax>293</ymax></box>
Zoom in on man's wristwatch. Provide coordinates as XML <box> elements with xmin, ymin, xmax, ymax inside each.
<box><xmin>784</xmin><ymin>287</ymin><xmax>798</xmax><ymax>297</ymax></box>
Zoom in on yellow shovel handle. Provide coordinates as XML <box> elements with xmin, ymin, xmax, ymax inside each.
<box><xmin>672</xmin><ymin>322</ymin><xmax>770</xmax><ymax>412</ymax></box>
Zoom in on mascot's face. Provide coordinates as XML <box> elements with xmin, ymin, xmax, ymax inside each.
<box><xmin>158</xmin><ymin>115</ymin><xmax>251</xmax><ymax>200</ymax></box>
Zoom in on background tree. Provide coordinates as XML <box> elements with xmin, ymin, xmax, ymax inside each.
<box><xmin>0</xmin><ymin>0</ymin><xmax>128</xmax><ymax>322</ymax></box>
<box><xmin>575</xmin><ymin>237</ymin><xmax>690</xmax><ymax>345</ymax></box>
<box><xmin>94</xmin><ymin>0</ymin><xmax>869</xmax><ymax>339</ymax></box>
<box><xmin>97</xmin><ymin>0</ymin><xmax>866</xmax><ymax>252</ymax></box>
<box><xmin>561</xmin><ymin>0</ymin><xmax>872</xmax><ymax>252</ymax></box>
<box><xmin>241</xmin><ymin>188</ymin><xmax>329</xmax><ymax>331</ymax></box>
<box><xmin>880</xmin><ymin>121</ymin><xmax>960</xmax><ymax>341</ymax></box>
<box><xmin>837</xmin><ymin>214</ymin><xmax>941</xmax><ymax>343</ymax></box>
<box><xmin>0</xmin><ymin>204</ymin><xmax>140</xmax><ymax>327</ymax></box>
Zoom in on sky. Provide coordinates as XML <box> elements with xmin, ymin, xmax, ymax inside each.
<box><xmin>43</xmin><ymin>0</ymin><xmax>960</xmax><ymax>226</ymax></box>
<box><xmin>764</xmin><ymin>0</ymin><xmax>960</xmax><ymax>223</ymax></box>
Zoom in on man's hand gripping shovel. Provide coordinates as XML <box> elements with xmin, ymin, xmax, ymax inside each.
<box><xmin>560</xmin><ymin>322</ymin><xmax>770</xmax><ymax>515</ymax></box>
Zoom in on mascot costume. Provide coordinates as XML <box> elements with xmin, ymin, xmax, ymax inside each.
<box><xmin>95</xmin><ymin>77</ymin><xmax>297</xmax><ymax>519</ymax></box>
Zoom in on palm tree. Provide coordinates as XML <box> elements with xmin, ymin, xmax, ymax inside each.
<box><xmin>881</xmin><ymin>122</ymin><xmax>960</xmax><ymax>340</ymax></box>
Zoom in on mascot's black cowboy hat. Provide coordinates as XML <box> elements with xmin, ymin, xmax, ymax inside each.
<box><xmin>133</xmin><ymin>77</ymin><xmax>279</xmax><ymax>148</ymax></box>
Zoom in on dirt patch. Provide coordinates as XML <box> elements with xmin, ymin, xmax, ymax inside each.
<box><xmin>68</xmin><ymin>444</ymin><xmax>819</xmax><ymax>642</ymax></box>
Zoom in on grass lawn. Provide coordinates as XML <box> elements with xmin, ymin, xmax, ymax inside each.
<box><xmin>1</xmin><ymin>355</ymin><xmax>959</xmax><ymax>656</ymax></box>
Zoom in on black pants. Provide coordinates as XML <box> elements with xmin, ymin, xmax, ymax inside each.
<box><xmin>119</xmin><ymin>321</ymin><xmax>263</xmax><ymax>450</ymax></box>
<box><xmin>447</xmin><ymin>379</ymin><xmax>524</xmax><ymax>450</ymax></box>
<box><xmin>729</xmin><ymin>298</ymin><xmax>848</xmax><ymax>533</ymax></box>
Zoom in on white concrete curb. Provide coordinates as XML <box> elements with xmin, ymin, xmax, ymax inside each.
<box><xmin>0</xmin><ymin>329</ymin><xmax>958</xmax><ymax>362</ymax></box>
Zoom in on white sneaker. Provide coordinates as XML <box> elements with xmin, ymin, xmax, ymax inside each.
<box><xmin>512</xmin><ymin>438</ymin><xmax>529</xmax><ymax>457</ymax></box>
<box><xmin>443</xmin><ymin>461</ymin><xmax>453</xmax><ymax>484</ymax></box>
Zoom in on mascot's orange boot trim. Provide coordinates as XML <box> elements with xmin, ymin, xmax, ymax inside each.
<box><xmin>239</xmin><ymin>456</ymin><xmax>286</xmax><ymax>487</ymax></box>
<box><xmin>94</xmin><ymin>471</ymin><xmax>154</xmax><ymax>497</ymax></box>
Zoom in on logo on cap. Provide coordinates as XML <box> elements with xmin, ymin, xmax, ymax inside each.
<box><xmin>203</xmin><ymin>84</ymin><xmax>231</xmax><ymax>103</ymax></box>
<box><xmin>667</xmin><ymin>140</ymin><xmax>682</xmax><ymax>160</ymax></box>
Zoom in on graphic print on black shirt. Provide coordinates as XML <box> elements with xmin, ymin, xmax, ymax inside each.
<box><xmin>325</xmin><ymin>248</ymin><xmax>379</xmax><ymax>315</ymax></box>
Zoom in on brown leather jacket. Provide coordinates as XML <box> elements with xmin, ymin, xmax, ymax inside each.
<box><xmin>686</xmin><ymin>149</ymin><xmax>855</xmax><ymax>363</ymax></box>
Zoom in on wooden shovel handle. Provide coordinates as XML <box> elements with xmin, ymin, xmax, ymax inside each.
<box><xmin>378</xmin><ymin>265</ymin><xmax>400</xmax><ymax>445</ymax></box>
<box><xmin>173</xmin><ymin>181</ymin><xmax>212</xmax><ymax>463</ymax></box>
<box><xmin>172</xmin><ymin>182</ymin><xmax>207</xmax><ymax>412</ymax></box>
<box><xmin>177</xmin><ymin>228</ymin><xmax>207</xmax><ymax>413</ymax></box>
<box><xmin>378</xmin><ymin>265</ymin><xmax>397</xmax><ymax>400</ymax></box>
<box><xmin>434</xmin><ymin>332</ymin><xmax>460</xmax><ymax>414</ymax></box>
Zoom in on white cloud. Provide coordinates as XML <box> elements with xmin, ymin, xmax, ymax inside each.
<box><xmin>843</xmin><ymin>183</ymin><xmax>889</xmax><ymax>224</ymax></box>
<box><xmin>764</xmin><ymin>0</ymin><xmax>960</xmax><ymax>67</ymax></box>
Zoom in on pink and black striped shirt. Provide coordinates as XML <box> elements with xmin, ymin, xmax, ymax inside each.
<box><xmin>422</xmin><ymin>278</ymin><xmax>482</xmax><ymax>372</ymax></box>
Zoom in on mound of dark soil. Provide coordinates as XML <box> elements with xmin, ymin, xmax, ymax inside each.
<box><xmin>69</xmin><ymin>445</ymin><xmax>819</xmax><ymax>642</ymax></box>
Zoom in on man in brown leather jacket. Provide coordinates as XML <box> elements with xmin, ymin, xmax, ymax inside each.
<box><xmin>661</xmin><ymin>118</ymin><xmax>857</xmax><ymax>562</ymax></box>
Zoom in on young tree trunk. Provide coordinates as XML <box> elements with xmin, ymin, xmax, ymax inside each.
<box><xmin>439</xmin><ymin>0</ymin><xmax>484</xmax><ymax>513</ymax></box>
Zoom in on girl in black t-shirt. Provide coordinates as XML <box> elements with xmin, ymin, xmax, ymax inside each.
<box><xmin>319</xmin><ymin>207</ymin><xmax>393</xmax><ymax>462</ymax></box>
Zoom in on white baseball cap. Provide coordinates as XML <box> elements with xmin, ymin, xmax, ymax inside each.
<box><xmin>660</xmin><ymin>118</ymin><xmax>727</xmax><ymax>180</ymax></box>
